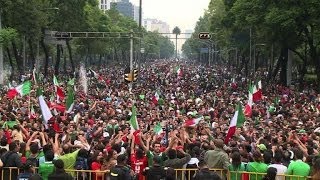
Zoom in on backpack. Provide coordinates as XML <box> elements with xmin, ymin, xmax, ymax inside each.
<box><xmin>27</xmin><ymin>156</ymin><xmax>39</xmax><ymax>167</ymax></box>
<box><xmin>74</xmin><ymin>157</ymin><xmax>89</xmax><ymax>170</ymax></box>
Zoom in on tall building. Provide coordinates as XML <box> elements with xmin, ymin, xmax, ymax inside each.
<box><xmin>143</xmin><ymin>18</ymin><xmax>170</xmax><ymax>37</ymax></box>
<box><xmin>99</xmin><ymin>0</ymin><xmax>112</xmax><ymax>12</ymax></box>
<box><xmin>133</xmin><ymin>5</ymin><xmax>140</xmax><ymax>24</ymax></box>
<box><xmin>111</xmin><ymin>0</ymin><xmax>134</xmax><ymax>19</ymax></box>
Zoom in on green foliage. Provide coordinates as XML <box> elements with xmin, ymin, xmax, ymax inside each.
<box><xmin>0</xmin><ymin>28</ymin><xmax>18</xmax><ymax>44</ymax></box>
<box><xmin>172</xmin><ymin>26</ymin><xmax>181</xmax><ymax>36</ymax></box>
<box><xmin>143</xmin><ymin>31</ymin><xmax>174</xmax><ymax>59</ymax></box>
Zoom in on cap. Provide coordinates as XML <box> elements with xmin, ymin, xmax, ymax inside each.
<box><xmin>299</xmin><ymin>129</ymin><xmax>306</xmax><ymax>134</ymax></box>
<box><xmin>257</xmin><ymin>144</ymin><xmax>267</xmax><ymax>151</ymax></box>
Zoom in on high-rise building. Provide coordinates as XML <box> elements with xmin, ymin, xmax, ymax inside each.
<box><xmin>143</xmin><ymin>18</ymin><xmax>170</xmax><ymax>37</ymax></box>
<box><xmin>99</xmin><ymin>0</ymin><xmax>112</xmax><ymax>12</ymax></box>
<box><xmin>133</xmin><ymin>5</ymin><xmax>140</xmax><ymax>24</ymax></box>
<box><xmin>111</xmin><ymin>0</ymin><xmax>134</xmax><ymax>19</ymax></box>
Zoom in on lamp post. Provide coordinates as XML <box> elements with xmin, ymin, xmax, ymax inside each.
<box><xmin>253</xmin><ymin>43</ymin><xmax>266</xmax><ymax>73</ymax></box>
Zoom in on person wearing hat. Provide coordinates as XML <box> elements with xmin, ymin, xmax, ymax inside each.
<box><xmin>48</xmin><ymin>159</ymin><xmax>73</xmax><ymax>180</ymax></box>
<box><xmin>17</xmin><ymin>160</ymin><xmax>42</xmax><ymax>180</ymax></box>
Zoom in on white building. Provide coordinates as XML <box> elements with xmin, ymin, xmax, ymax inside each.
<box><xmin>99</xmin><ymin>0</ymin><xmax>112</xmax><ymax>12</ymax></box>
<box><xmin>143</xmin><ymin>18</ymin><xmax>170</xmax><ymax>37</ymax></box>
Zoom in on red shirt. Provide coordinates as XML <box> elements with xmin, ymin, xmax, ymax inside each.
<box><xmin>91</xmin><ymin>162</ymin><xmax>102</xmax><ymax>180</ymax></box>
<box><xmin>130</xmin><ymin>154</ymin><xmax>147</xmax><ymax>180</ymax></box>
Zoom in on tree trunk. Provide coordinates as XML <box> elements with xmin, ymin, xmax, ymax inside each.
<box><xmin>99</xmin><ymin>54</ymin><xmax>102</xmax><ymax>66</ymax></box>
<box><xmin>55</xmin><ymin>44</ymin><xmax>61</xmax><ymax>75</ymax></box>
<box><xmin>28</xmin><ymin>39</ymin><xmax>35</xmax><ymax>70</ymax></box>
<box><xmin>40</xmin><ymin>28</ymin><xmax>50</xmax><ymax>77</ymax></box>
<box><xmin>175</xmin><ymin>35</ymin><xmax>178</xmax><ymax>59</ymax></box>
<box><xmin>63</xmin><ymin>54</ymin><xmax>67</xmax><ymax>73</ymax></box>
<box><xmin>12</xmin><ymin>41</ymin><xmax>23</xmax><ymax>75</ymax></box>
<box><xmin>6</xmin><ymin>47</ymin><xmax>14</xmax><ymax>81</ymax></box>
<box><xmin>66</xmin><ymin>39</ymin><xmax>75</xmax><ymax>73</ymax></box>
<box><xmin>304</xmin><ymin>27</ymin><xmax>320</xmax><ymax>91</ymax></box>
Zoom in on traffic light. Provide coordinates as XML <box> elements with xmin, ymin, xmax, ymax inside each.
<box><xmin>124</xmin><ymin>68</ymin><xmax>138</xmax><ymax>82</ymax></box>
<box><xmin>198</xmin><ymin>32</ymin><xmax>211</xmax><ymax>40</ymax></box>
<box><xmin>133</xmin><ymin>69</ymin><xmax>138</xmax><ymax>81</ymax></box>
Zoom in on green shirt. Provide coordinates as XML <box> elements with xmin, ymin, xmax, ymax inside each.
<box><xmin>58</xmin><ymin>149</ymin><xmax>80</xmax><ymax>176</ymax></box>
<box><xmin>286</xmin><ymin>160</ymin><xmax>310</xmax><ymax>180</ymax></box>
<box><xmin>146</xmin><ymin>151</ymin><xmax>167</xmax><ymax>167</ymax></box>
<box><xmin>247</xmin><ymin>162</ymin><xmax>268</xmax><ymax>180</ymax></box>
<box><xmin>39</xmin><ymin>161</ymin><xmax>54</xmax><ymax>180</ymax></box>
<box><xmin>25</xmin><ymin>150</ymin><xmax>44</xmax><ymax>158</ymax></box>
<box><xmin>228</xmin><ymin>163</ymin><xmax>246</xmax><ymax>180</ymax></box>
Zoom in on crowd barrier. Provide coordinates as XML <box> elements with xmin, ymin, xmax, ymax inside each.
<box><xmin>0</xmin><ymin>167</ymin><xmax>312</xmax><ymax>180</ymax></box>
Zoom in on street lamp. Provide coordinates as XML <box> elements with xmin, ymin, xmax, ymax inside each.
<box><xmin>253</xmin><ymin>43</ymin><xmax>266</xmax><ymax>73</ymax></box>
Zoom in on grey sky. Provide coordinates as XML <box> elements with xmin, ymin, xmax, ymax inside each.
<box><xmin>130</xmin><ymin>0</ymin><xmax>210</xmax><ymax>32</ymax></box>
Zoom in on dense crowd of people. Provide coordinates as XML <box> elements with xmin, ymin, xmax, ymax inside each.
<box><xmin>0</xmin><ymin>60</ymin><xmax>319</xmax><ymax>180</ymax></box>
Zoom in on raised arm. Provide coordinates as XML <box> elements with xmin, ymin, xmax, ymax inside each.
<box><xmin>39</xmin><ymin>132</ymin><xmax>47</xmax><ymax>146</ymax></box>
<box><xmin>26</xmin><ymin>132</ymin><xmax>38</xmax><ymax>151</ymax></box>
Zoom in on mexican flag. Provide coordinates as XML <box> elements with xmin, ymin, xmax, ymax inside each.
<box><xmin>244</xmin><ymin>86</ymin><xmax>253</xmax><ymax>117</ymax></box>
<box><xmin>32</xmin><ymin>68</ymin><xmax>39</xmax><ymax>86</ymax></box>
<box><xmin>89</xmin><ymin>69</ymin><xmax>103</xmax><ymax>81</ymax></box>
<box><xmin>153</xmin><ymin>122</ymin><xmax>163</xmax><ymax>135</ymax></box>
<box><xmin>175</xmin><ymin>66</ymin><xmax>182</xmax><ymax>76</ymax></box>
<box><xmin>66</xmin><ymin>79</ymin><xmax>75</xmax><ymax>113</ymax></box>
<box><xmin>129</xmin><ymin>106</ymin><xmax>141</xmax><ymax>145</ymax></box>
<box><xmin>225</xmin><ymin>104</ymin><xmax>245</xmax><ymax>144</ymax></box>
<box><xmin>37</xmin><ymin>88</ymin><xmax>53</xmax><ymax>127</ymax></box>
<box><xmin>253</xmin><ymin>81</ymin><xmax>262</xmax><ymax>102</ymax></box>
<box><xmin>129</xmin><ymin>105</ymin><xmax>139</xmax><ymax>130</ymax></box>
<box><xmin>184</xmin><ymin>116</ymin><xmax>203</xmax><ymax>127</ymax></box>
<box><xmin>53</xmin><ymin>75</ymin><xmax>65</xmax><ymax>101</ymax></box>
<box><xmin>29</xmin><ymin>105</ymin><xmax>36</xmax><ymax>119</ymax></box>
<box><xmin>231</xmin><ymin>78</ymin><xmax>237</xmax><ymax>89</ymax></box>
<box><xmin>152</xmin><ymin>91</ymin><xmax>160</xmax><ymax>105</ymax></box>
<box><xmin>7</xmin><ymin>81</ymin><xmax>31</xmax><ymax>99</ymax></box>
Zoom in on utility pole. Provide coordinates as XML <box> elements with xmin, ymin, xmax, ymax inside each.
<box><xmin>249</xmin><ymin>27</ymin><xmax>252</xmax><ymax>75</ymax></box>
<box><xmin>138</xmin><ymin>0</ymin><xmax>142</xmax><ymax>71</ymax></box>
<box><xmin>0</xmin><ymin>9</ymin><xmax>3</xmax><ymax>85</ymax></box>
<box><xmin>129</xmin><ymin>30</ymin><xmax>134</xmax><ymax>93</ymax></box>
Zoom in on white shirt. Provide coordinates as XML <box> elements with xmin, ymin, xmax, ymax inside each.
<box><xmin>269</xmin><ymin>164</ymin><xmax>288</xmax><ymax>180</ymax></box>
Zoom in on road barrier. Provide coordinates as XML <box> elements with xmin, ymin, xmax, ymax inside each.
<box><xmin>0</xmin><ymin>167</ymin><xmax>312</xmax><ymax>180</ymax></box>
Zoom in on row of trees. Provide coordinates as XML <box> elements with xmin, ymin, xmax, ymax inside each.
<box><xmin>0</xmin><ymin>0</ymin><xmax>174</xmax><ymax>80</ymax></box>
<box><xmin>182</xmin><ymin>0</ymin><xmax>320</xmax><ymax>88</ymax></box>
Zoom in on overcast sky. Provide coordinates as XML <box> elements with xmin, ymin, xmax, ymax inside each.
<box><xmin>130</xmin><ymin>0</ymin><xmax>210</xmax><ymax>32</ymax></box>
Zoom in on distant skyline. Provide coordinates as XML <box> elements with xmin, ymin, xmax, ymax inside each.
<box><xmin>130</xmin><ymin>0</ymin><xmax>210</xmax><ymax>51</ymax></box>
<box><xmin>130</xmin><ymin>0</ymin><xmax>210</xmax><ymax>31</ymax></box>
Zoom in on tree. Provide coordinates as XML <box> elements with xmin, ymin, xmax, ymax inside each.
<box><xmin>172</xmin><ymin>26</ymin><xmax>181</xmax><ymax>59</ymax></box>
